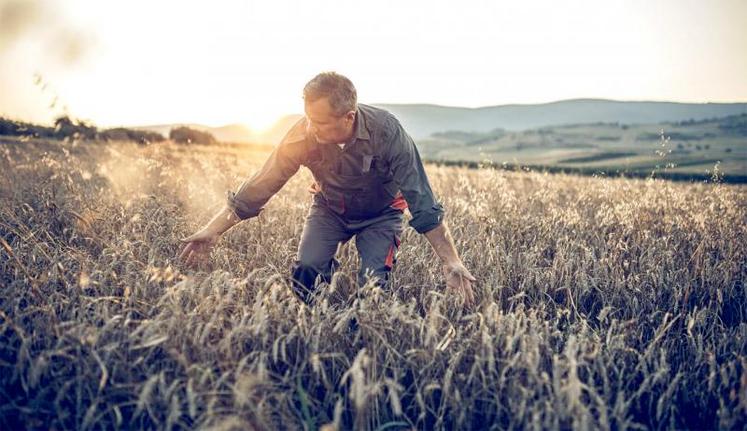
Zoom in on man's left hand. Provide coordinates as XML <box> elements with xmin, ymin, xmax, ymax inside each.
<box><xmin>443</xmin><ymin>262</ymin><xmax>477</xmax><ymax>307</ymax></box>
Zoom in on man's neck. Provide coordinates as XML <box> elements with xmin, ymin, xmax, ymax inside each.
<box><xmin>344</xmin><ymin>116</ymin><xmax>356</xmax><ymax>143</ymax></box>
<box><xmin>339</xmin><ymin>121</ymin><xmax>355</xmax><ymax>146</ymax></box>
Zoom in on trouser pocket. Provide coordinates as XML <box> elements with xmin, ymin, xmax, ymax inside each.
<box><xmin>384</xmin><ymin>234</ymin><xmax>401</xmax><ymax>270</ymax></box>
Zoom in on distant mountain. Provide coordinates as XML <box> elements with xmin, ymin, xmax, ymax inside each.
<box><xmin>210</xmin><ymin>123</ymin><xmax>254</xmax><ymax>143</ymax></box>
<box><xmin>130</xmin><ymin>115</ymin><xmax>302</xmax><ymax>145</ymax></box>
<box><xmin>129</xmin><ymin>123</ymin><xmax>204</xmax><ymax>138</ymax></box>
<box><xmin>415</xmin><ymin>112</ymin><xmax>747</xmax><ymax>179</ymax></box>
<box><xmin>131</xmin><ymin>99</ymin><xmax>747</xmax><ymax>143</ymax></box>
<box><xmin>373</xmin><ymin>99</ymin><xmax>747</xmax><ymax>139</ymax></box>
<box><xmin>259</xmin><ymin>114</ymin><xmax>303</xmax><ymax>144</ymax></box>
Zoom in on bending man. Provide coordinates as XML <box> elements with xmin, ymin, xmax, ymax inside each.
<box><xmin>179</xmin><ymin>72</ymin><xmax>476</xmax><ymax>307</ymax></box>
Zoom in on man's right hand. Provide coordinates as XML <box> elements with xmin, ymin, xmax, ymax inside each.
<box><xmin>178</xmin><ymin>229</ymin><xmax>219</xmax><ymax>269</ymax></box>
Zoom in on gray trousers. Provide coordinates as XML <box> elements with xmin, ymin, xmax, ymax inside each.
<box><xmin>290</xmin><ymin>194</ymin><xmax>404</xmax><ymax>305</ymax></box>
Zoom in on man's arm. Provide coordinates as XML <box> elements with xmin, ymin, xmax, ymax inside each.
<box><xmin>178</xmin><ymin>120</ymin><xmax>306</xmax><ymax>268</ymax></box>
<box><xmin>226</xmin><ymin>132</ymin><xmax>305</xmax><ymax>220</ymax></box>
<box><xmin>383</xmin><ymin>117</ymin><xmax>476</xmax><ymax>306</ymax></box>
<box><xmin>382</xmin><ymin>116</ymin><xmax>444</xmax><ymax>234</ymax></box>
<box><xmin>423</xmin><ymin>221</ymin><xmax>462</xmax><ymax>266</ymax></box>
<box><xmin>199</xmin><ymin>205</ymin><xmax>242</xmax><ymax>236</ymax></box>
<box><xmin>178</xmin><ymin>206</ymin><xmax>241</xmax><ymax>268</ymax></box>
<box><xmin>423</xmin><ymin>222</ymin><xmax>476</xmax><ymax>306</ymax></box>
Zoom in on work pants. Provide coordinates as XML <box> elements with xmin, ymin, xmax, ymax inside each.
<box><xmin>290</xmin><ymin>195</ymin><xmax>404</xmax><ymax>305</ymax></box>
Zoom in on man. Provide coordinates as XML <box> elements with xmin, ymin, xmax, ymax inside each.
<box><xmin>179</xmin><ymin>72</ymin><xmax>476</xmax><ymax>307</ymax></box>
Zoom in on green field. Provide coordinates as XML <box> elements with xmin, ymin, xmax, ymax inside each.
<box><xmin>418</xmin><ymin>114</ymin><xmax>747</xmax><ymax>179</ymax></box>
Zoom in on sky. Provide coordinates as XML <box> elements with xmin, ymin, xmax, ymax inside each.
<box><xmin>0</xmin><ymin>0</ymin><xmax>745</xmax><ymax>131</ymax></box>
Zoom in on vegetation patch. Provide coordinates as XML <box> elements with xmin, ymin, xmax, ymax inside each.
<box><xmin>1</xmin><ymin>138</ymin><xmax>744</xmax><ymax>430</ymax></box>
<box><xmin>558</xmin><ymin>152</ymin><xmax>637</xmax><ymax>164</ymax></box>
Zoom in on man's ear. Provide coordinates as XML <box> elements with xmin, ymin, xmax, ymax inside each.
<box><xmin>345</xmin><ymin>110</ymin><xmax>356</xmax><ymax>122</ymax></box>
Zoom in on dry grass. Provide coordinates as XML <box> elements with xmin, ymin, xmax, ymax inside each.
<box><xmin>0</xmin><ymin>136</ymin><xmax>745</xmax><ymax>430</ymax></box>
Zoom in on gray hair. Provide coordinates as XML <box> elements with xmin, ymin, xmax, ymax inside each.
<box><xmin>303</xmin><ymin>72</ymin><xmax>357</xmax><ymax>117</ymax></box>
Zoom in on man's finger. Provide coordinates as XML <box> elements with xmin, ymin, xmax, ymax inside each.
<box><xmin>178</xmin><ymin>243</ymin><xmax>193</xmax><ymax>261</ymax></box>
<box><xmin>186</xmin><ymin>250</ymin><xmax>198</xmax><ymax>268</ymax></box>
<box><xmin>181</xmin><ymin>244</ymin><xmax>198</xmax><ymax>262</ymax></box>
<box><xmin>459</xmin><ymin>279</ymin><xmax>474</xmax><ymax>306</ymax></box>
<box><xmin>450</xmin><ymin>267</ymin><xmax>474</xmax><ymax>282</ymax></box>
<box><xmin>464</xmin><ymin>289</ymin><xmax>474</xmax><ymax>307</ymax></box>
<box><xmin>459</xmin><ymin>281</ymin><xmax>470</xmax><ymax>300</ymax></box>
<box><xmin>457</xmin><ymin>268</ymin><xmax>476</xmax><ymax>282</ymax></box>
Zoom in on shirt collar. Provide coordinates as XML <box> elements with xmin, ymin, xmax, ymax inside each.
<box><xmin>348</xmin><ymin>106</ymin><xmax>370</xmax><ymax>143</ymax></box>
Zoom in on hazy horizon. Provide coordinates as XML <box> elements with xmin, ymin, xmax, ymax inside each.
<box><xmin>63</xmin><ymin>97</ymin><xmax>747</xmax><ymax>131</ymax></box>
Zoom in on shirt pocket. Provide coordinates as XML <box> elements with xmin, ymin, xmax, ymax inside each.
<box><xmin>336</xmin><ymin>155</ymin><xmax>392</xmax><ymax>218</ymax></box>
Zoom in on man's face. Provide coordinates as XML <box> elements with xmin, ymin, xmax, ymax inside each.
<box><xmin>304</xmin><ymin>97</ymin><xmax>355</xmax><ymax>145</ymax></box>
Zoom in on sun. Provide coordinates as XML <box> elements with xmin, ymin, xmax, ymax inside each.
<box><xmin>240</xmin><ymin>106</ymin><xmax>295</xmax><ymax>134</ymax></box>
<box><xmin>244</xmin><ymin>116</ymin><xmax>277</xmax><ymax>134</ymax></box>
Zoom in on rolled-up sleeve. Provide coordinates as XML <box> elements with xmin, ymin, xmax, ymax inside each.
<box><xmin>383</xmin><ymin>116</ymin><xmax>445</xmax><ymax>234</ymax></box>
<box><xmin>227</xmin><ymin>124</ymin><xmax>305</xmax><ymax>220</ymax></box>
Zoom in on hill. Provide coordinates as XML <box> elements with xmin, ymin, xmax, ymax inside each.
<box><xmin>129</xmin><ymin>99</ymin><xmax>747</xmax><ymax>144</ymax></box>
<box><xmin>417</xmin><ymin>113</ymin><xmax>747</xmax><ymax>179</ymax></box>
<box><xmin>130</xmin><ymin>114</ymin><xmax>301</xmax><ymax>145</ymax></box>
<box><xmin>376</xmin><ymin>99</ymin><xmax>747</xmax><ymax>139</ymax></box>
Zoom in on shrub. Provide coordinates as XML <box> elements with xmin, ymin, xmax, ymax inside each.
<box><xmin>100</xmin><ymin>128</ymin><xmax>165</xmax><ymax>145</ymax></box>
<box><xmin>169</xmin><ymin>126</ymin><xmax>217</xmax><ymax>145</ymax></box>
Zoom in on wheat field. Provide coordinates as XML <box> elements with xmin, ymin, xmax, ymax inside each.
<box><xmin>0</xmin><ymin>136</ymin><xmax>745</xmax><ymax>430</ymax></box>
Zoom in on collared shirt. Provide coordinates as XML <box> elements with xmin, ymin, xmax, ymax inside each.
<box><xmin>227</xmin><ymin>103</ymin><xmax>444</xmax><ymax>234</ymax></box>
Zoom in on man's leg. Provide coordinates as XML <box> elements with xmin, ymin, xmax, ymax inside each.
<box><xmin>292</xmin><ymin>201</ymin><xmax>352</xmax><ymax>305</ymax></box>
<box><xmin>354</xmin><ymin>211</ymin><xmax>404</xmax><ymax>290</ymax></box>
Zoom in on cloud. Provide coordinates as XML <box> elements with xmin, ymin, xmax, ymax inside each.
<box><xmin>0</xmin><ymin>0</ymin><xmax>98</xmax><ymax>124</ymax></box>
<box><xmin>0</xmin><ymin>0</ymin><xmax>43</xmax><ymax>51</ymax></box>
<box><xmin>0</xmin><ymin>0</ymin><xmax>96</xmax><ymax>66</ymax></box>
<box><xmin>48</xmin><ymin>27</ymin><xmax>90</xmax><ymax>66</ymax></box>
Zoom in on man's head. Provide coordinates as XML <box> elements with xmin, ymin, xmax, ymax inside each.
<box><xmin>303</xmin><ymin>72</ymin><xmax>357</xmax><ymax>145</ymax></box>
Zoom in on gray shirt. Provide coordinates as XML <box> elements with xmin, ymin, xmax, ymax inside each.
<box><xmin>227</xmin><ymin>103</ymin><xmax>444</xmax><ymax>234</ymax></box>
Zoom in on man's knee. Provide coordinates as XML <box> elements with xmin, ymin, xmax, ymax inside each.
<box><xmin>290</xmin><ymin>262</ymin><xmax>318</xmax><ymax>305</ymax></box>
<box><xmin>295</xmin><ymin>238</ymin><xmax>341</xmax><ymax>283</ymax></box>
<box><xmin>290</xmin><ymin>259</ymin><xmax>339</xmax><ymax>304</ymax></box>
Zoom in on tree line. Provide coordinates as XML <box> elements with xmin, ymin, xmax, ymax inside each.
<box><xmin>0</xmin><ymin>115</ymin><xmax>218</xmax><ymax>145</ymax></box>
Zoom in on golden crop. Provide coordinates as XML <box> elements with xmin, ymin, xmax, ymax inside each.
<box><xmin>1</xmin><ymin>137</ymin><xmax>745</xmax><ymax>430</ymax></box>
